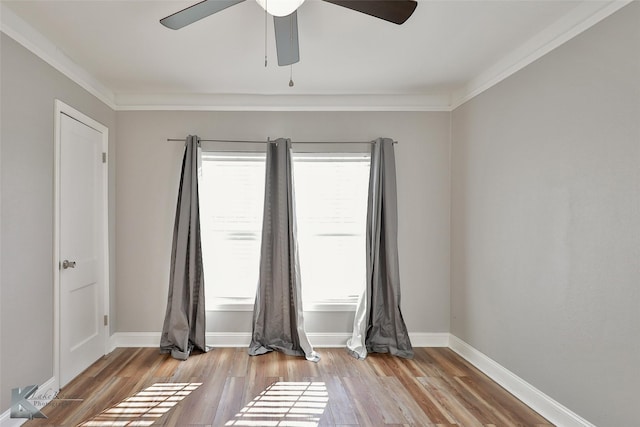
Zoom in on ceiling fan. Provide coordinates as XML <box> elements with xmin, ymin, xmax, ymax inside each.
<box><xmin>160</xmin><ymin>0</ymin><xmax>418</xmax><ymax>67</ymax></box>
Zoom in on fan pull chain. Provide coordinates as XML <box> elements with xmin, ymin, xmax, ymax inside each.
<box><xmin>288</xmin><ymin>14</ymin><xmax>294</xmax><ymax>87</ymax></box>
<box><xmin>264</xmin><ymin>0</ymin><xmax>268</xmax><ymax>67</ymax></box>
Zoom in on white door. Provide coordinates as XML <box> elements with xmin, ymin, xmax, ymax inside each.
<box><xmin>58</xmin><ymin>111</ymin><xmax>107</xmax><ymax>386</ymax></box>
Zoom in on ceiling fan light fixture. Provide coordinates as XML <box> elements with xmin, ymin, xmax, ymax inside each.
<box><xmin>256</xmin><ymin>0</ymin><xmax>305</xmax><ymax>17</ymax></box>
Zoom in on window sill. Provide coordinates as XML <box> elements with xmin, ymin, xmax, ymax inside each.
<box><xmin>207</xmin><ymin>298</ymin><xmax>357</xmax><ymax>312</ymax></box>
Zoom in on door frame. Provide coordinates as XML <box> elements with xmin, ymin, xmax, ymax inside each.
<box><xmin>53</xmin><ymin>100</ymin><xmax>110</xmax><ymax>389</ymax></box>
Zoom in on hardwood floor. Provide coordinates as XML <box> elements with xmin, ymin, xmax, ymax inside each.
<box><xmin>24</xmin><ymin>347</ymin><xmax>553</xmax><ymax>426</ymax></box>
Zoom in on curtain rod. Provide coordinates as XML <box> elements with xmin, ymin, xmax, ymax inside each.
<box><xmin>166</xmin><ymin>138</ymin><xmax>397</xmax><ymax>144</ymax></box>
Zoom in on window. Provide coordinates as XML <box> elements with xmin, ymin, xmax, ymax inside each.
<box><xmin>200</xmin><ymin>152</ymin><xmax>266</xmax><ymax>305</ymax></box>
<box><xmin>293</xmin><ymin>153</ymin><xmax>370</xmax><ymax>306</ymax></box>
<box><xmin>200</xmin><ymin>149</ymin><xmax>370</xmax><ymax>311</ymax></box>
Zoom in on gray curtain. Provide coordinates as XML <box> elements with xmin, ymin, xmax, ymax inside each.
<box><xmin>160</xmin><ymin>135</ymin><xmax>207</xmax><ymax>360</ymax></box>
<box><xmin>249</xmin><ymin>139</ymin><xmax>320</xmax><ymax>362</ymax></box>
<box><xmin>347</xmin><ymin>138</ymin><xmax>414</xmax><ymax>360</ymax></box>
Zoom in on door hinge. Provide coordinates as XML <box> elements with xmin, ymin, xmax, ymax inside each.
<box><xmin>104</xmin><ymin>315</ymin><xmax>108</xmax><ymax>326</ymax></box>
<box><xmin>102</xmin><ymin>152</ymin><xmax>107</xmax><ymax>163</ymax></box>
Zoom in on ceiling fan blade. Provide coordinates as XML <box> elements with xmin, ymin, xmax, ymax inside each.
<box><xmin>274</xmin><ymin>12</ymin><xmax>300</xmax><ymax>66</ymax></box>
<box><xmin>160</xmin><ymin>0</ymin><xmax>246</xmax><ymax>30</ymax></box>
<box><xmin>322</xmin><ymin>0</ymin><xmax>417</xmax><ymax>25</ymax></box>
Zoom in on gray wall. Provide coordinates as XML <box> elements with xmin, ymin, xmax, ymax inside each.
<box><xmin>450</xmin><ymin>3</ymin><xmax>640</xmax><ymax>426</ymax></box>
<box><xmin>0</xmin><ymin>33</ymin><xmax>117</xmax><ymax>411</ymax></box>
<box><xmin>115</xmin><ymin>111</ymin><xmax>451</xmax><ymax>335</ymax></box>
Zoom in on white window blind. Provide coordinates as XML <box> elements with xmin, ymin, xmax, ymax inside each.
<box><xmin>200</xmin><ymin>150</ymin><xmax>370</xmax><ymax>311</ymax></box>
<box><xmin>292</xmin><ymin>153</ymin><xmax>370</xmax><ymax>306</ymax></box>
<box><xmin>200</xmin><ymin>152</ymin><xmax>266</xmax><ymax>306</ymax></box>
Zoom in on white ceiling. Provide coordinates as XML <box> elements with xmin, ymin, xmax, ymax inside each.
<box><xmin>0</xmin><ymin>0</ymin><xmax>628</xmax><ymax>110</ymax></box>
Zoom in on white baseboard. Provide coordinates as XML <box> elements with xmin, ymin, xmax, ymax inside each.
<box><xmin>449</xmin><ymin>335</ymin><xmax>595</xmax><ymax>427</ymax></box>
<box><xmin>109</xmin><ymin>332</ymin><xmax>256</xmax><ymax>348</ymax></box>
<box><xmin>410</xmin><ymin>332</ymin><xmax>450</xmax><ymax>347</ymax></box>
<box><xmin>0</xmin><ymin>411</ymin><xmax>24</xmax><ymax>427</ymax></box>
<box><xmin>109</xmin><ymin>331</ymin><xmax>449</xmax><ymax>350</ymax></box>
<box><xmin>0</xmin><ymin>377</ymin><xmax>56</xmax><ymax>427</ymax></box>
<box><xmin>207</xmin><ymin>332</ymin><xmax>251</xmax><ymax>347</ymax></box>
<box><xmin>110</xmin><ymin>332</ymin><xmax>159</xmax><ymax>349</ymax></box>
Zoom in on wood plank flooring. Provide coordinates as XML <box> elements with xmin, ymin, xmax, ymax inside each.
<box><xmin>24</xmin><ymin>347</ymin><xmax>553</xmax><ymax>426</ymax></box>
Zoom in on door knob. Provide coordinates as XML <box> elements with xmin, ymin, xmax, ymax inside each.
<box><xmin>62</xmin><ymin>260</ymin><xmax>76</xmax><ymax>269</ymax></box>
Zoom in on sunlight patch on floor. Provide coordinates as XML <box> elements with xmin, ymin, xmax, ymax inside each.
<box><xmin>77</xmin><ymin>382</ymin><xmax>202</xmax><ymax>426</ymax></box>
<box><xmin>225</xmin><ymin>381</ymin><xmax>329</xmax><ymax>427</ymax></box>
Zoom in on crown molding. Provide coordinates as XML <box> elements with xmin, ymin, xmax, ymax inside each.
<box><xmin>1</xmin><ymin>1</ymin><xmax>632</xmax><ymax>112</ymax></box>
<box><xmin>0</xmin><ymin>3</ymin><xmax>117</xmax><ymax>110</ymax></box>
<box><xmin>113</xmin><ymin>92</ymin><xmax>452</xmax><ymax>112</ymax></box>
<box><xmin>451</xmin><ymin>0</ymin><xmax>633</xmax><ymax>109</ymax></box>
